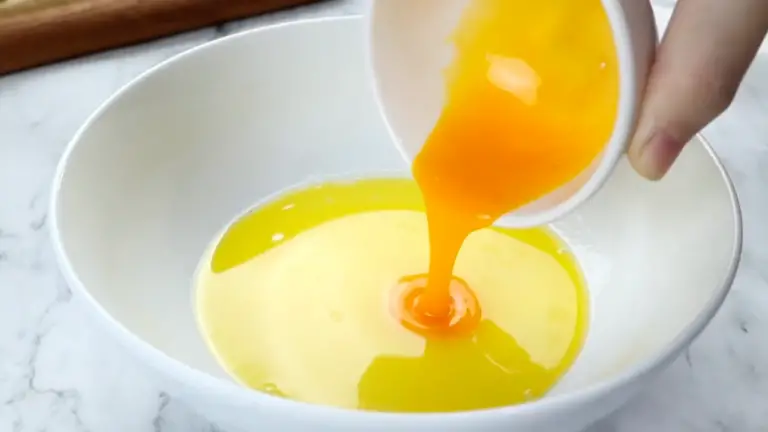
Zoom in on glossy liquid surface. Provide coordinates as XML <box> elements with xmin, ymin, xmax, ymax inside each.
<box><xmin>408</xmin><ymin>0</ymin><xmax>617</xmax><ymax>327</ymax></box>
<box><xmin>196</xmin><ymin>178</ymin><xmax>589</xmax><ymax>412</ymax></box>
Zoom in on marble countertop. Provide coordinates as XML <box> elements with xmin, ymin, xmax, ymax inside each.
<box><xmin>1</xmin><ymin>0</ymin><xmax>767</xmax><ymax>431</ymax></box>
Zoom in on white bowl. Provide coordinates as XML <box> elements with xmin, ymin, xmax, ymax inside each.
<box><xmin>50</xmin><ymin>16</ymin><xmax>741</xmax><ymax>432</ymax></box>
<box><xmin>368</xmin><ymin>0</ymin><xmax>657</xmax><ymax>228</ymax></box>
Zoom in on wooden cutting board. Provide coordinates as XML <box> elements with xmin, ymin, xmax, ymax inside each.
<box><xmin>0</xmin><ymin>0</ymin><xmax>325</xmax><ymax>75</ymax></box>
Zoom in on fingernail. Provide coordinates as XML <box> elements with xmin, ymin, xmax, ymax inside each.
<box><xmin>630</xmin><ymin>130</ymin><xmax>684</xmax><ymax>181</ymax></box>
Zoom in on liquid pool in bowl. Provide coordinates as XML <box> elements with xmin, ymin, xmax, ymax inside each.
<box><xmin>194</xmin><ymin>177</ymin><xmax>589</xmax><ymax>413</ymax></box>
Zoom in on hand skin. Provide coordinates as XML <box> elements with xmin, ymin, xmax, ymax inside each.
<box><xmin>628</xmin><ymin>0</ymin><xmax>768</xmax><ymax>180</ymax></box>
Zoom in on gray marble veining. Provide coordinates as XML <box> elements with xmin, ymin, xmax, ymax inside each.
<box><xmin>1</xmin><ymin>0</ymin><xmax>767</xmax><ymax>430</ymax></box>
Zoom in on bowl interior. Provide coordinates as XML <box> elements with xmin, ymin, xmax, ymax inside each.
<box><xmin>53</xmin><ymin>17</ymin><xmax>738</xmax><ymax>404</ymax></box>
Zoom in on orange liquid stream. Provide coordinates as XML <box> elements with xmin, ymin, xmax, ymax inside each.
<box><xmin>396</xmin><ymin>0</ymin><xmax>618</xmax><ymax>335</ymax></box>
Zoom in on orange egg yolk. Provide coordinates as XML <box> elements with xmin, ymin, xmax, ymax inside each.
<box><xmin>394</xmin><ymin>0</ymin><xmax>618</xmax><ymax>336</ymax></box>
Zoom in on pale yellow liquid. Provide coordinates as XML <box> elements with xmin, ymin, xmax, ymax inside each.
<box><xmin>195</xmin><ymin>178</ymin><xmax>589</xmax><ymax>412</ymax></box>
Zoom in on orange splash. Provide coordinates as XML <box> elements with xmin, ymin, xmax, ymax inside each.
<box><xmin>395</xmin><ymin>0</ymin><xmax>618</xmax><ymax>335</ymax></box>
<box><xmin>392</xmin><ymin>275</ymin><xmax>481</xmax><ymax>338</ymax></box>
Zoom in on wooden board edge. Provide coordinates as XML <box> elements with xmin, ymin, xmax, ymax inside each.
<box><xmin>0</xmin><ymin>0</ymin><xmax>326</xmax><ymax>75</ymax></box>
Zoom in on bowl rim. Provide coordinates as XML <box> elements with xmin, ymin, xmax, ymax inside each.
<box><xmin>49</xmin><ymin>15</ymin><xmax>742</xmax><ymax>423</ymax></box>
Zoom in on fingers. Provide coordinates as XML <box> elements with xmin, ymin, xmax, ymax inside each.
<box><xmin>628</xmin><ymin>0</ymin><xmax>768</xmax><ymax>180</ymax></box>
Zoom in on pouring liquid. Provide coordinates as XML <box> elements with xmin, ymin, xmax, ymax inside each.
<box><xmin>400</xmin><ymin>0</ymin><xmax>618</xmax><ymax>333</ymax></box>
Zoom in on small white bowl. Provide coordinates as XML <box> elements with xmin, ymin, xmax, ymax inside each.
<box><xmin>50</xmin><ymin>16</ymin><xmax>740</xmax><ymax>432</ymax></box>
<box><xmin>368</xmin><ymin>0</ymin><xmax>658</xmax><ymax>227</ymax></box>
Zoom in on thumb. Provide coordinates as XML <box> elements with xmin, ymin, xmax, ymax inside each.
<box><xmin>628</xmin><ymin>0</ymin><xmax>768</xmax><ymax>180</ymax></box>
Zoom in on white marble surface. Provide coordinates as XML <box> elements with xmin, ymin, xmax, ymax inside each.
<box><xmin>0</xmin><ymin>0</ymin><xmax>767</xmax><ymax>430</ymax></box>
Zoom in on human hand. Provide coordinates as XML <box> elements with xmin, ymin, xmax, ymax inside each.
<box><xmin>628</xmin><ymin>0</ymin><xmax>768</xmax><ymax>180</ymax></box>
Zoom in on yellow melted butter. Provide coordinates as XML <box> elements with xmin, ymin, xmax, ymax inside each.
<box><xmin>196</xmin><ymin>178</ymin><xmax>589</xmax><ymax>412</ymax></box>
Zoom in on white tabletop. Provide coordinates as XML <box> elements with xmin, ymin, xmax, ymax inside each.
<box><xmin>1</xmin><ymin>1</ymin><xmax>767</xmax><ymax>431</ymax></box>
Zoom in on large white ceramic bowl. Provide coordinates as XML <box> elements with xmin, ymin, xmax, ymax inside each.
<box><xmin>50</xmin><ymin>16</ymin><xmax>741</xmax><ymax>432</ymax></box>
